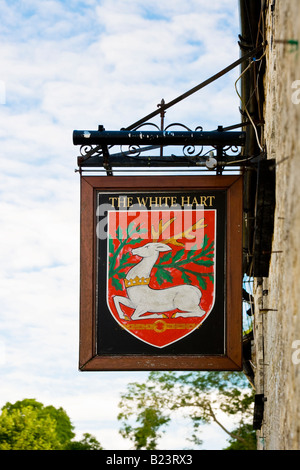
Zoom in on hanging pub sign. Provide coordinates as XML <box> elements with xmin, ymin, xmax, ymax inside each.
<box><xmin>79</xmin><ymin>175</ymin><xmax>243</xmax><ymax>371</ymax></box>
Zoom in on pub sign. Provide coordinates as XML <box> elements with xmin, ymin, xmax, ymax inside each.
<box><xmin>79</xmin><ymin>175</ymin><xmax>243</xmax><ymax>371</ymax></box>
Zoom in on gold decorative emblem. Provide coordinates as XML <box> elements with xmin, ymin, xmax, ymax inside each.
<box><xmin>124</xmin><ymin>276</ymin><xmax>151</xmax><ymax>288</ymax></box>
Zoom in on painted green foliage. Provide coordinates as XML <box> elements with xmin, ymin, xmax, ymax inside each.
<box><xmin>109</xmin><ymin>222</ymin><xmax>214</xmax><ymax>292</ymax></box>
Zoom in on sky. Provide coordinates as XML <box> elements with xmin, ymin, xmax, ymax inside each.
<box><xmin>0</xmin><ymin>0</ymin><xmax>244</xmax><ymax>450</ymax></box>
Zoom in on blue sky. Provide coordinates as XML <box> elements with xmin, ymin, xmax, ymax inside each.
<box><xmin>0</xmin><ymin>0</ymin><xmax>243</xmax><ymax>449</ymax></box>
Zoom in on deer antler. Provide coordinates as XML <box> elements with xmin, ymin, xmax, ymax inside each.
<box><xmin>151</xmin><ymin>217</ymin><xmax>207</xmax><ymax>246</ymax></box>
<box><xmin>163</xmin><ymin>218</ymin><xmax>207</xmax><ymax>246</ymax></box>
<box><xmin>151</xmin><ymin>217</ymin><xmax>176</xmax><ymax>242</ymax></box>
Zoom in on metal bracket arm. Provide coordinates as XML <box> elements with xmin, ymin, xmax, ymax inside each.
<box><xmin>73</xmin><ymin>129</ymin><xmax>246</xmax><ymax>147</ymax></box>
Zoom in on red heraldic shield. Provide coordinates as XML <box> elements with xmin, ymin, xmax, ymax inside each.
<box><xmin>106</xmin><ymin>209</ymin><xmax>216</xmax><ymax>348</ymax></box>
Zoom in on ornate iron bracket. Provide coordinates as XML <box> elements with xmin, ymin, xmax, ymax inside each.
<box><xmin>73</xmin><ymin>123</ymin><xmax>245</xmax><ymax>174</ymax></box>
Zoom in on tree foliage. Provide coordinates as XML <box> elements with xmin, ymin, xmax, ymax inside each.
<box><xmin>118</xmin><ymin>371</ymin><xmax>256</xmax><ymax>450</ymax></box>
<box><xmin>224</xmin><ymin>424</ymin><xmax>257</xmax><ymax>450</ymax></box>
<box><xmin>0</xmin><ymin>399</ymin><xmax>103</xmax><ymax>450</ymax></box>
<box><xmin>65</xmin><ymin>433</ymin><xmax>103</xmax><ymax>450</ymax></box>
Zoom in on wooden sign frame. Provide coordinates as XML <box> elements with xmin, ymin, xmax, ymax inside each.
<box><xmin>79</xmin><ymin>175</ymin><xmax>243</xmax><ymax>371</ymax></box>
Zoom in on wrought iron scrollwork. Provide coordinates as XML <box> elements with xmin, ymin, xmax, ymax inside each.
<box><xmin>118</xmin><ymin>122</ymin><xmax>208</xmax><ymax>161</ymax></box>
<box><xmin>209</xmin><ymin>143</ymin><xmax>242</xmax><ymax>161</ymax></box>
<box><xmin>119</xmin><ymin>122</ymin><xmax>161</xmax><ymax>158</ymax></box>
<box><xmin>79</xmin><ymin>144</ymin><xmax>101</xmax><ymax>158</ymax></box>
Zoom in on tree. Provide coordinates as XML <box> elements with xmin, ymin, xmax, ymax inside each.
<box><xmin>224</xmin><ymin>424</ymin><xmax>257</xmax><ymax>450</ymax></box>
<box><xmin>65</xmin><ymin>433</ymin><xmax>104</xmax><ymax>450</ymax></box>
<box><xmin>118</xmin><ymin>371</ymin><xmax>256</xmax><ymax>450</ymax></box>
<box><xmin>0</xmin><ymin>399</ymin><xmax>103</xmax><ymax>450</ymax></box>
<box><xmin>0</xmin><ymin>400</ymin><xmax>65</xmax><ymax>450</ymax></box>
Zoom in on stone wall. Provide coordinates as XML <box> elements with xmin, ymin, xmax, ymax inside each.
<box><xmin>253</xmin><ymin>0</ymin><xmax>300</xmax><ymax>450</ymax></box>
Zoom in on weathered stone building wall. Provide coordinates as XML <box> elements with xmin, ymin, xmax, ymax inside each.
<box><xmin>253</xmin><ymin>0</ymin><xmax>300</xmax><ymax>450</ymax></box>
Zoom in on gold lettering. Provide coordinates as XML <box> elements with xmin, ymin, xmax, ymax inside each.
<box><xmin>180</xmin><ymin>195</ymin><xmax>216</xmax><ymax>207</ymax></box>
<box><xmin>137</xmin><ymin>196</ymin><xmax>148</xmax><ymax>206</ymax></box>
<box><xmin>118</xmin><ymin>196</ymin><xmax>128</xmax><ymax>208</ymax></box>
<box><xmin>181</xmin><ymin>195</ymin><xmax>191</xmax><ymax>206</ymax></box>
<box><xmin>148</xmin><ymin>196</ymin><xmax>160</xmax><ymax>207</ymax></box>
<box><xmin>109</xmin><ymin>194</ymin><xmax>215</xmax><ymax>209</ymax></box>
<box><xmin>206</xmin><ymin>195</ymin><xmax>215</xmax><ymax>206</ymax></box>
<box><xmin>109</xmin><ymin>197</ymin><xmax>118</xmax><ymax>207</ymax></box>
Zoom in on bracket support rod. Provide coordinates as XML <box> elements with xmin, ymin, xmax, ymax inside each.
<box><xmin>124</xmin><ymin>44</ymin><xmax>264</xmax><ymax>131</ymax></box>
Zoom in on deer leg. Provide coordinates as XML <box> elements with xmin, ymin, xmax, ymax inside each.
<box><xmin>172</xmin><ymin>288</ymin><xmax>205</xmax><ymax>318</ymax></box>
<box><xmin>172</xmin><ymin>306</ymin><xmax>206</xmax><ymax>318</ymax></box>
<box><xmin>113</xmin><ymin>295</ymin><xmax>135</xmax><ymax>320</ymax></box>
<box><xmin>131</xmin><ymin>307</ymin><xmax>165</xmax><ymax>321</ymax></box>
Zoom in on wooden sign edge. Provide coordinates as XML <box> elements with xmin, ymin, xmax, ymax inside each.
<box><xmin>79</xmin><ymin>175</ymin><xmax>243</xmax><ymax>371</ymax></box>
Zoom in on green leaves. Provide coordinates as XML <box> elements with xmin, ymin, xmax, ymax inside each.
<box><xmin>154</xmin><ymin>235</ymin><xmax>215</xmax><ymax>290</ymax></box>
<box><xmin>155</xmin><ymin>267</ymin><xmax>173</xmax><ymax>286</ymax></box>
<box><xmin>109</xmin><ymin>223</ymin><xmax>147</xmax><ymax>290</ymax></box>
<box><xmin>0</xmin><ymin>399</ymin><xmax>74</xmax><ymax>450</ymax></box>
<box><xmin>111</xmin><ymin>276</ymin><xmax>123</xmax><ymax>291</ymax></box>
<box><xmin>118</xmin><ymin>378</ymin><xmax>171</xmax><ymax>450</ymax></box>
<box><xmin>109</xmin><ymin>223</ymin><xmax>214</xmax><ymax>292</ymax></box>
<box><xmin>0</xmin><ymin>399</ymin><xmax>103</xmax><ymax>450</ymax></box>
<box><xmin>117</xmin><ymin>371</ymin><xmax>255</xmax><ymax>450</ymax></box>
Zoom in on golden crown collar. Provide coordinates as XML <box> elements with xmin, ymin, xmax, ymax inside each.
<box><xmin>125</xmin><ymin>276</ymin><xmax>150</xmax><ymax>288</ymax></box>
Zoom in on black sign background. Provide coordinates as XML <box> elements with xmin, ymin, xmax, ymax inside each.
<box><xmin>96</xmin><ymin>190</ymin><xmax>226</xmax><ymax>357</ymax></box>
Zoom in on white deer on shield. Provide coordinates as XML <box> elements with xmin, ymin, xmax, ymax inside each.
<box><xmin>113</xmin><ymin>218</ymin><xmax>207</xmax><ymax>321</ymax></box>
